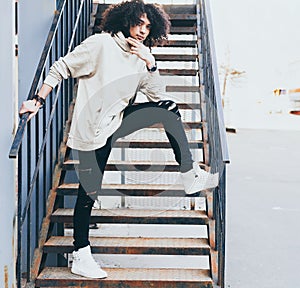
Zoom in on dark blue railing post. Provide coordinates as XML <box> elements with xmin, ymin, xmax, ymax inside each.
<box><xmin>10</xmin><ymin>1</ymin><xmax>93</xmax><ymax>287</ymax></box>
<box><xmin>197</xmin><ymin>0</ymin><xmax>230</xmax><ymax>287</ymax></box>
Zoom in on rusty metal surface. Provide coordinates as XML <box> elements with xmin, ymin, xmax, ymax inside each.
<box><xmin>62</xmin><ymin>160</ymin><xmax>206</xmax><ymax>172</ymax></box>
<box><xmin>114</xmin><ymin>139</ymin><xmax>203</xmax><ymax>149</ymax></box>
<box><xmin>166</xmin><ymin>86</ymin><xmax>199</xmax><ymax>93</ymax></box>
<box><xmin>57</xmin><ymin>183</ymin><xmax>186</xmax><ymax>197</ymax></box>
<box><xmin>36</xmin><ymin>267</ymin><xmax>213</xmax><ymax>288</ymax></box>
<box><xmin>159</xmin><ymin>68</ymin><xmax>197</xmax><ymax>76</ymax></box>
<box><xmin>51</xmin><ymin>208</ymin><xmax>208</xmax><ymax>225</ymax></box>
<box><xmin>157</xmin><ymin>40</ymin><xmax>197</xmax><ymax>48</ymax></box>
<box><xmin>154</xmin><ymin>54</ymin><xmax>197</xmax><ymax>62</ymax></box>
<box><xmin>44</xmin><ymin>236</ymin><xmax>210</xmax><ymax>255</ymax></box>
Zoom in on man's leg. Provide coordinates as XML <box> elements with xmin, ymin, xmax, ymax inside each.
<box><xmin>71</xmin><ymin>139</ymin><xmax>112</xmax><ymax>279</ymax></box>
<box><xmin>73</xmin><ymin>138</ymin><xmax>112</xmax><ymax>250</ymax></box>
<box><xmin>112</xmin><ymin>100</ymin><xmax>193</xmax><ymax>172</ymax></box>
<box><xmin>113</xmin><ymin>100</ymin><xmax>218</xmax><ymax>194</ymax></box>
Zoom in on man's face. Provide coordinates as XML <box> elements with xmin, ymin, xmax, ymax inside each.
<box><xmin>129</xmin><ymin>13</ymin><xmax>151</xmax><ymax>42</ymax></box>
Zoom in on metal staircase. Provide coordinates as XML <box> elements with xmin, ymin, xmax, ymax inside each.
<box><xmin>10</xmin><ymin>1</ymin><xmax>229</xmax><ymax>287</ymax></box>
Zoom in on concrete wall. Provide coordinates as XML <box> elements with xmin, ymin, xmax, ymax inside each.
<box><xmin>0</xmin><ymin>1</ymin><xmax>55</xmax><ymax>286</ymax></box>
<box><xmin>18</xmin><ymin>0</ymin><xmax>55</xmax><ymax>104</ymax></box>
<box><xmin>0</xmin><ymin>2</ymin><xmax>17</xmax><ymax>287</ymax></box>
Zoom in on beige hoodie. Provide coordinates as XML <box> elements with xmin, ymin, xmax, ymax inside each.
<box><xmin>44</xmin><ymin>32</ymin><xmax>164</xmax><ymax>151</ymax></box>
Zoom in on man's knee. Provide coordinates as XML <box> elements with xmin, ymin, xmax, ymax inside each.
<box><xmin>158</xmin><ymin>100</ymin><xmax>181</xmax><ymax>117</ymax></box>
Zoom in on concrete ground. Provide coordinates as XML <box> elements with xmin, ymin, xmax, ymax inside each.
<box><xmin>225</xmin><ymin>129</ymin><xmax>300</xmax><ymax>288</ymax></box>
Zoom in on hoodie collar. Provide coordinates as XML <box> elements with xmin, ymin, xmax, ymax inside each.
<box><xmin>112</xmin><ymin>32</ymin><xmax>131</xmax><ymax>52</ymax></box>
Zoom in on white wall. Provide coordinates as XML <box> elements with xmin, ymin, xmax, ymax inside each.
<box><xmin>0</xmin><ymin>2</ymin><xmax>16</xmax><ymax>287</ymax></box>
<box><xmin>18</xmin><ymin>0</ymin><xmax>55</xmax><ymax>103</ymax></box>
<box><xmin>0</xmin><ymin>1</ymin><xmax>55</xmax><ymax>286</ymax></box>
<box><xmin>210</xmin><ymin>0</ymin><xmax>300</xmax><ymax>130</ymax></box>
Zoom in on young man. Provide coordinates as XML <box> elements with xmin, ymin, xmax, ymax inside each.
<box><xmin>19</xmin><ymin>0</ymin><xmax>218</xmax><ymax>279</ymax></box>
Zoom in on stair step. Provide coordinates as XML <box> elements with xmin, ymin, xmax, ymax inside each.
<box><xmin>51</xmin><ymin>208</ymin><xmax>209</xmax><ymax>225</ymax></box>
<box><xmin>57</xmin><ymin>183</ymin><xmax>187</xmax><ymax>197</ymax></box>
<box><xmin>170</xmin><ymin>26</ymin><xmax>196</xmax><ymax>35</ymax></box>
<box><xmin>154</xmin><ymin>54</ymin><xmax>197</xmax><ymax>62</ymax></box>
<box><xmin>114</xmin><ymin>139</ymin><xmax>203</xmax><ymax>149</ymax></box>
<box><xmin>159</xmin><ymin>68</ymin><xmax>197</xmax><ymax>76</ymax></box>
<box><xmin>157</xmin><ymin>40</ymin><xmax>197</xmax><ymax>48</ymax></box>
<box><xmin>44</xmin><ymin>236</ymin><xmax>210</xmax><ymax>255</ymax></box>
<box><xmin>162</xmin><ymin>4</ymin><xmax>196</xmax><ymax>15</ymax></box>
<box><xmin>168</xmin><ymin>14</ymin><xmax>197</xmax><ymax>21</ymax></box>
<box><xmin>62</xmin><ymin>160</ymin><xmax>206</xmax><ymax>171</ymax></box>
<box><xmin>36</xmin><ymin>267</ymin><xmax>213</xmax><ymax>288</ymax></box>
<box><xmin>169</xmin><ymin>14</ymin><xmax>197</xmax><ymax>29</ymax></box>
<box><xmin>166</xmin><ymin>86</ymin><xmax>199</xmax><ymax>93</ymax></box>
<box><xmin>131</xmin><ymin>121</ymin><xmax>202</xmax><ymax>128</ymax></box>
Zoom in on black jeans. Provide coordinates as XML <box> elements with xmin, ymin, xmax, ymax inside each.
<box><xmin>73</xmin><ymin>100</ymin><xmax>193</xmax><ymax>249</ymax></box>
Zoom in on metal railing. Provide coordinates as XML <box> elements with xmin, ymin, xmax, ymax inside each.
<box><xmin>9</xmin><ymin>0</ymin><xmax>92</xmax><ymax>287</ymax></box>
<box><xmin>197</xmin><ymin>0</ymin><xmax>230</xmax><ymax>287</ymax></box>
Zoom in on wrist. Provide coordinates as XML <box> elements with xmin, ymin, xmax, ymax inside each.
<box><xmin>33</xmin><ymin>94</ymin><xmax>45</xmax><ymax>109</ymax></box>
<box><xmin>146</xmin><ymin>62</ymin><xmax>157</xmax><ymax>73</ymax></box>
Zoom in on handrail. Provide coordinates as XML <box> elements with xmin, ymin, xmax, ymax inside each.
<box><xmin>196</xmin><ymin>0</ymin><xmax>229</xmax><ymax>287</ymax></box>
<box><xmin>10</xmin><ymin>1</ymin><xmax>93</xmax><ymax>287</ymax></box>
<box><xmin>9</xmin><ymin>0</ymin><xmax>65</xmax><ymax>159</ymax></box>
<box><xmin>203</xmin><ymin>0</ymin><xmax>230</xmax><ymax>164</ymax></box>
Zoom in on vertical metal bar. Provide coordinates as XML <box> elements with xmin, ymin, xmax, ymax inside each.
<box><xmin>35</xmin><ymin>109</ymin><xmax>40</xmax><ymax>247</ymax></box>
<box><xmin>43</xmin><ymin>70</ymin><xmax>47</xmax><ymax>216</ymax></box>
<box><xmin>26</xmin><ymin>125</ymin><xmax>31</xmax><ymax>281</ymax></box>
<box><xmin>16</xmin><ymin>147</ymin><xmax>22</xmax><ymax>288</ymax></box>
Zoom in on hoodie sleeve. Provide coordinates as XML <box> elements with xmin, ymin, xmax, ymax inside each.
<box><xmin>44</xmin><ymin>35</ymin><xmax>99</xmax><ymax>88</ymax></box>
<box><xmin>138</xmin><ymin>67</ymin><xmax>166</xmax><ymax>102</ymax></box>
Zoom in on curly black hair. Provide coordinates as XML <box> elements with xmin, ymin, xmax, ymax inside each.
<box><xmin>100</xmin><ymin>0</ymin><xmax>170</xmax><ymax>47</ymax></box>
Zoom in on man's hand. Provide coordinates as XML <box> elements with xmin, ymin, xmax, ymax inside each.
<box><xmin>19</xmin><ymin>99</ymin><xmax>41</xmax><ymax>120</ymax></box>
<box><xmin>126</xmin><ymin>37</ymin><xmax>156</xmax><ymax>68</ymax></box>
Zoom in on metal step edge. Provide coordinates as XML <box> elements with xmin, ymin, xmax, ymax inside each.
<box><xmin>166</xmin><ymin>85</ymin><xmax>199</xmax><ymax>93</ymax></box>
<box><xmin>44</xmin><ymin>236</ymin><xmax>210</xmax><ymax>255</ymax></box>
<box><xmin>113</xmin><ymin>140</ymin><xmax>203</xmax><ymax>149</ymax></box>
<box><xmin>56</xmin><ymin>183</ymin><xmax>186</xmax><ymax>197</ymax></box>
<box><xmin>157</xmin><ymin>40</ymin><xmax>197</xmax><ymax>47</ymax></box>
<box><xmin>51</xmin><ymin>208</ymin><xmax>209</xmax><ymax>225</ymax></box>
<box><xmin>154</xmin><ymin>54</ymin><xmax>197</xmax><ymax>62</ymax></box>
<box><xmin>170</xmin><ymin>27</ymin><xmax>196</xmax><ymax>34</ymax></box>
<box><xmin>36</xmin><ymin>267</ymin><xmax>213</xmax><ymax>288</ymax></box>
<box><xmin>159</xmin><ymin>68</ymin><xmax>198</xmax><ymax>76</ymax></box>
<box><xmin>62</xmin><ymin>160</ymin><xmax>206</xmax><ymax>171</ymax></box>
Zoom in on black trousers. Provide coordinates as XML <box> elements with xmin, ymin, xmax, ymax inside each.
<box><xmin>73</xmin><ymin>100</ymin><xmax>193</xmax><ymax>249</ymax></box>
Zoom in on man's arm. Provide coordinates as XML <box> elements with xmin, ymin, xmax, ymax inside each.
<box><xmin>19</xmin><ymin>84</ymin><xmax>53</xmax><ymax>120</ymax></box>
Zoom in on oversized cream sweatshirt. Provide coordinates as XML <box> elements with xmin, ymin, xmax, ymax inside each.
<box><xmin>44</xmin><ymin>32</ymin><xmax>165</xmax><ymax>151</ymax></box>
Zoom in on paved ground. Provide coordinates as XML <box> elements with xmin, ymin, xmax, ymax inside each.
<box><xmin>225</xmin><ymin>129</ymin><xmax>300</xmax><ymax>288</ymax></box>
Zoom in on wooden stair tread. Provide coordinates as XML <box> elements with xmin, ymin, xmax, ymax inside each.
<box><xmin>56</xmin><ymin>183</ymin><xmax>188</xmax><ymax>197</ymax></box>
<box><xmin>168</xmin><ymin>14</ymin><xmax>197</xmax><ymax>21</ymax></box>
<box><xmin>36</xmin><ymin>267</ymin><xmax>213</xmax><ymax>287</ymax></box>
<box><xmin>113</xmin><ymin>139</ymin><xmax>203</xmax><ymax>149</ymax></box>
<box><xmin>154</xmin><ymin>54</ymin><xmax>197</xmax><ymax>62</ymax></box>
<box><xmin>44</xmin><ymin>236</ymin><xmax>210</xmax><ymax>255</ymax></box>
<box><xmin>159</xmin><ymin>68</ymin><xmax>197</xmax><ymax>76</ymax></box>
<box><xmin>170</xmin><ymin>27</ymin><xmax>196</xmax><ymax>34</ymax></box>
<box><xmin>166</xmin><ymin>85</ymin><xmax>199</xmax><ymax>93</ymax></box>
<box><xmin>51</xmin><ymin>208</ymin><xmax>209</xmax><ymax>225</ymax></box>
<box><xmin>157</xmin><ymin>39</ymin><xmax>197</xmax><ymax>47</ymax></box>
<box><xmin>62</xmin><ymin>160</ymin><xmax>206</xmax><ymax>171</ymax></box>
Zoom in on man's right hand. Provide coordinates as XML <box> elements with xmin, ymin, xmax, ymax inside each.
<box><xmin>19</xmin><ymin>99</ymin><xmax>41</xmax><ymax>120</ymax></box>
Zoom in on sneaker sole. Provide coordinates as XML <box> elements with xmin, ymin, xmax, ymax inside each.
<box><xmin>185</xmin><ymin>172</ymin><xmax>219</xmax><ymax>195</ymax></box>
<box><xmin>71</xmin><ymin>267</ymin><xmax>107</xmax><ymax>279</ymax></box>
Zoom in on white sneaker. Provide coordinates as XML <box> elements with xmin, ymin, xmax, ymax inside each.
<box><xmin>181</xmin><ymin>162</ymin><xmax>219</xmax><ymax>194</ymax></box>
<box><xmin>71</xmin><ymin>245</ymin><xmax>107</xmax><ymax>279</ymax></box>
